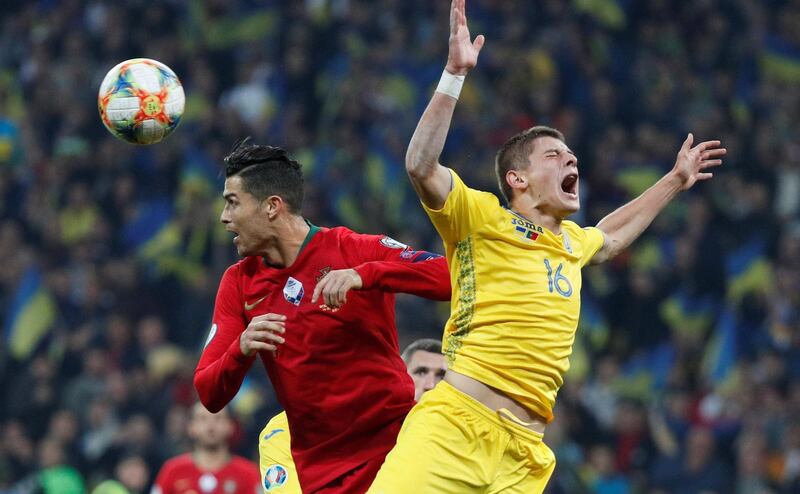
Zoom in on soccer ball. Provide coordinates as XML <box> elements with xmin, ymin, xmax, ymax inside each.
<box><xmin>98</xmin><ymin>58</ymin><xmax>185</xmax><ymax>145</ymax></box>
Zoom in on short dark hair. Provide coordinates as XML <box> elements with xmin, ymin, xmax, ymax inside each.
<box><xmin>401</xmin><ymin>338</ymin><xmax>442</xmax><ymax>363</ymax></box>
<box><xmin>494</xmin><ymin>126</ymin><xmax>565</xmax><ymax>203</ymax></box>
<box><xmin>223</xmin><ymin>138</ymin><xmax>304</xmax><ymax>214</ymax></box>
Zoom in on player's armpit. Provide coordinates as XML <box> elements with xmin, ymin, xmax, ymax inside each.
<box><xmin>588</xmin><ymin>228</ymin><xmax>611</xmax><ymax>265</ymax></box>
<box><xmin>407</xmin><ymin>158</ymin><xmax>453</xmax><ymax>211</ymax></box>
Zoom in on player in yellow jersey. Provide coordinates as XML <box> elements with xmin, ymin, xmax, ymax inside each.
<box><xmin>259</xmin><ymin>338</ymin><xmax>447</xmax><ymax>492</ymax></box>
<box><xmin>368</xmin><ymin>1</ymin><xmax>726</xmax><ymax>493</ymax></box>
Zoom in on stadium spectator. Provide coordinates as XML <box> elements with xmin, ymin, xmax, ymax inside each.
<box><xmin>91</xmin><ymin>455</ymin><xmax>150</xmax><ymax>494</ymax></box>
<box><xmin>650</xmin><ymin>426</ymin><xmax>732</xmax><ymax>494</ymax></box>
<box><xmin>151</xmin><ymin>404</ymin><xmax>259</xmax><ymax>494</ymax></box>
<box><xmin>16</xmin><ymin>437</ymin><xmax>86</xmax><ymax>494</ymax></box>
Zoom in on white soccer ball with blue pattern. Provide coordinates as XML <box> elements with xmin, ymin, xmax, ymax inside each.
<box><xmin>98</xmin><ymin>58</ymin><xmax>185</xmax><ymax>145</ymax></box>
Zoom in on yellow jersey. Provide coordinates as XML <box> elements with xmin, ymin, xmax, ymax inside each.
<box><xmin>259</xmin><ymin>411</ymin><xmax>301</xmax><ymax>493</ymax></box>
<box><xmin>423</xmin><ymin>169</ymin><xmax>604</xmax><ymax>422</ymax></box>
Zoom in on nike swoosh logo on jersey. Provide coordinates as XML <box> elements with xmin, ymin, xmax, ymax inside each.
<box><xmin>244</xmin><ymin>296</ymin><xmax>267</xmax><ymax>311</ymax></box>
<box><xmin>263</xmin><ymin>428</ymin><xmax>285</xmax><ymax>441</ymax></box>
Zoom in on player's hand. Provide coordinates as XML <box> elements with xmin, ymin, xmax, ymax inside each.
<box><xmin>445</xmin><ymin>0</ymin><xmax>485</xmax><ymax>76</ymax></box>
<box><xmin>239</xmin><ymin>313</ymin><xmax>286</xmax><ymax>357</ymax></box>
<box><xmin>671</xmin><ymin>133</ymin><xmax>726</xmax><ymax>191</ymax></box>
<box><xmin>311</xmin><ymin>268</ymin><xmax>363</xmax><ymax>309</ymax></box>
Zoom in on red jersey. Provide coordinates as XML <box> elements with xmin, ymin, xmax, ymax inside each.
<box><xmin>151</xmin><ymin>453</ymin><xmax>260</xmax><ymax>494</ymax></box>
<box><xmin>194</xmin><ymin>226</ymin><xmax>450</xmax><ymax>492</ymax></box>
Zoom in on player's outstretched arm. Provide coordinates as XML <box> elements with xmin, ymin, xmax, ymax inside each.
<box><xmin>592</xmin><ymin>133</ymin><xmax>725</xmax><ymax>264</ymax></box>
<box><xmin>311</xmin><ymin>253</ymin><xmax>451</xmax><ymax>308</ymax></box>
<box><xmin>355</xmin><ymin>253</ymin><xmax>451</xmax><ymax>301</ymax></box>
<box><xmin>406</xmin><ymin>0</ymin><xmax>484</xmax><ymax>210</ymax></box>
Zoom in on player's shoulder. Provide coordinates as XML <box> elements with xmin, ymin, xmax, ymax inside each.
<box><xmin>561</xmin><ymin>220</ymin><xmax>605</xmax><ymax>255</ymax></box>
<box><xmin>161</xmin><ymin>453</ymin><xmax>194</xmax><ymax>471</ymax></box>
<box><xmin>265</xmin><ymin>410</ymin><xmax>289</xmax><ymax>430</ymax></box>
<box><xmin>222</xmin><ymin>258</ymin><xmax>249</xmax><ymax>277</ymax></box>
<box><xmin>326</xmin><ymin>225</ymin><xmax>381</xmax><ymax>244</ymax></box>
<box><xmin>449</xmin><ymin>168</ymin><xmax>502</xmax><ymax>206</ymax></box>
<box><xmin>232</xmin><ymin>256</ymin><xmax>268</xmax><ymax>278</ymax></box>
<box><xmin>561</xmin><ymin>220</ymin><xmax>595</xmax><ymax>237</ymax></box>
<box><xmin>472</xmin><ymin>189</ymin><xmax>502</xmax><ymax>211</ymax></box>
<box><xmin>326</xmin><ymin>222</ymin><xmax>383</xmax><ymax>238</ymax></box>
<box><xmin>229</xmin><ymin>455</ymin><xmax>261</xmax><ymax>473</ymax></box>
<box><xmin>320</xmin><ymin>225</ymin><xmax>348</xmax><ymax>237</ymax></box>
<box><xmin>304</xmin><ymin>225</ymin><xmax>356</xmax><ymax>252</ymax></box>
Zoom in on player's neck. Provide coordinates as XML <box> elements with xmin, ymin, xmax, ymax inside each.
<box><xmin>509</xmin><ymin>201</ymin><xmax>563</xmax><ymax>235</ymax></box>
<box><xmin>193</xmin><ymin>447</ymin><xmax>231</xmax><ymax>472</ymax></box>
<box><xmin>262</xmin><ymin>215</ymin><xmax>311</xmax><ymax>268</ymax></box>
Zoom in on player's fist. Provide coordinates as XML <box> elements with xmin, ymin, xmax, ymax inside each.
<box><xmin>312</xmin><ymin>268</ymin><xmax>363</xmax><ymax>309</ymax></box>
<box><xmin>240</xmin><ymin>313</ymin><xmax>286</xmax><ymax>357</ymax></box>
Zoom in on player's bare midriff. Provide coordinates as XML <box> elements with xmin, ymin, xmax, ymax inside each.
<box><xmin>444</xmin><ymin>370</ymin><xmax>546</xmax><ymax>434</ymax></box>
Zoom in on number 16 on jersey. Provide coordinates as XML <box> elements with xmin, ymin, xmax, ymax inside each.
<box><xmin>544</xmin><ymin>259</ymin><xmax>573</xmax><ymax>298</ymax></box>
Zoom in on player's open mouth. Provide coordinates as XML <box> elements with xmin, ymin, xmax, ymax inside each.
<box><xmin>561</xmin><ymin>174</ymin><xmax>578</xmax><ymax>197</ymax></box>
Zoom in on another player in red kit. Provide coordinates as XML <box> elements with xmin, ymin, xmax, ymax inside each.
<box><xmin>194</xmin><ymin>139</ymin><xmax>451</xmax><ymax>493</ymax></box>
<box><xmin>151</xmin><ymin>404</ymin><xmax>260</xmax><ymax>494</ymax></box>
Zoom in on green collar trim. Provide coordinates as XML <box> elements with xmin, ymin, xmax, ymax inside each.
<box><xmin>298</xmin><ymin>219</ymin><xmax>320</xmax><ymax>254</ymax></box>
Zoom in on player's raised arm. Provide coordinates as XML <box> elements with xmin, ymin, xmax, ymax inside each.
<box><xmin>592</xmin><ymin>133</ymin><xmax>725</xmax><ymax>264</ymax></box>
<box><xmin>406</xmin><ymin>0</ymin><xmax>484</xmax><ymax>210</ymax></box>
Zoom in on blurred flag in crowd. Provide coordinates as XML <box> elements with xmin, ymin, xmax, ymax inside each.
<box><xmin>3</xmin><ymin>266</ymin><xmax>57</xmax><ymax>360</ymax></box>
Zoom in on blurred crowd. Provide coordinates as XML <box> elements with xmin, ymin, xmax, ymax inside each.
<box><xmin>0</xmin><ymin>0</ymin><xmax>799</xmax><ymax>493</ymax></box>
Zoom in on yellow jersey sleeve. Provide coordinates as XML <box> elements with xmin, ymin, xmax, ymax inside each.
<box><xmin>259</xmin><ymin>411</ymin><xmax>301</xmax><ymax>493</ymax></box>
<box><xmin>422</xmin><ymin>169</ymin><xmax>501</xmax><ymax>244</ymax></box>
<box><xmin>577</xmin><ymin>226</ymin><xmax>605</xmax><ymax>266</ymax></box>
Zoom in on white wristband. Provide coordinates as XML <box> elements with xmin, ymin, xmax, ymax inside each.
<box><xmin>435</xmin><ymin>69</ymin><xmax>466</xmax><ymax>100</ymax></box>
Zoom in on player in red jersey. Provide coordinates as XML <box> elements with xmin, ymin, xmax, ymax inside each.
<box><xmin>257</xmin><ymin>338</ymin><xmax>450</xmax><ymax>493</ymax></box>
<box><xmin>151</xmin><ymin>403</ymin><xmax>260</xmax><ymax>494</ymax></box>
<box><xmin>194</xmin><ymin>140</ymin><xmax>451</xmax><ymax>493</ymax></box>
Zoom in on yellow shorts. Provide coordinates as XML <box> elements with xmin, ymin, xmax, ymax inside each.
<box><xmin>258</xmin><ymin>416</ymin><xmax>302</xmax><ymax>493</ymax></box>
<box><xmin>368</xmin><ymin>381</ymin><xmax>555</xmax><ymax>494</ymax></box>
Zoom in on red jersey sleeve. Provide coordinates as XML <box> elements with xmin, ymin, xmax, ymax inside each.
<box><xmin>354</xmin><ymin>254</ymin><xmax>450</xmax><ymax>301</ymax></box>
<box><xmin>194</xmin><ymin>264</ymin><xmax>255</xmax><ymax>413</ymax></box>
<box><xmin>341</xmin><ymin>232</ymin><xmax>451</xmax><ymax>301</ymax></box>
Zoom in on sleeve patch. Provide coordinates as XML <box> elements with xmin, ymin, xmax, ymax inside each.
<box><xmin>400</xmin><ymin>250</ymin><xmax>443</xmax><ymax>262</ymax></box>
<box><xmin>204</xmin><ymin>324</ymin><xmax>218</xmax><ymax>348</ymax></box>
<box><xmin>380</xmin><ymin>236</ymin><xmax>408</xmax><ymax>249</ymax></box>
<box><xmin>264</xmin><ymin>464</ymin><xmax>289</xmax><ymax>490</ymax></box>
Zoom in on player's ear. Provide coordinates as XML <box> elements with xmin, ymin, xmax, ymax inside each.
<box><xmin>506</xmin><ymin>169</ymin><xmax>527</xmax><ymax>192</ymax></box>
<box><xmin>261</xmin><ymin>195</ymin><xmax>284</xmax><ymax>219</ymax></box>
